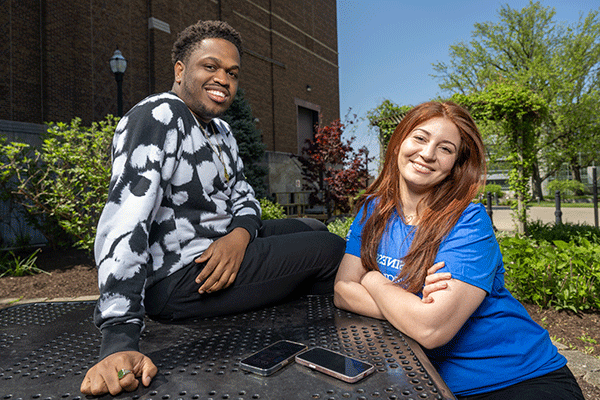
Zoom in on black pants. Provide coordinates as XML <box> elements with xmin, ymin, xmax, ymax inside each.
<box><xmin>457</xmin><ymin>365</ymin><xmax>584</xmax><ymax>400</ymax></box>
<box><xmin>145</xmin><ymin>218</ymin><xmax>346</xmax><ymax>321</ymax></box>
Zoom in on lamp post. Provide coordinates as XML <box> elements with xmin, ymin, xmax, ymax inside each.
<box><xmin>109</xmin><ymin>48</ymin><xmax>127</xmax><ymax>117</ymax></box>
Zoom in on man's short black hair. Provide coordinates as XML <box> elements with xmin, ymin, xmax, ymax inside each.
<box><xmin>171</xmin><ymin>20</ymin><xmax>243</xmax><ymax>65</ymax></box>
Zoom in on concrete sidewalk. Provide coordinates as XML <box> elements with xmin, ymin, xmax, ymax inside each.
<box><xmin>489</xmin><ymin>206</ymin><xmax>598</xmax><ymax>231</ymax></box>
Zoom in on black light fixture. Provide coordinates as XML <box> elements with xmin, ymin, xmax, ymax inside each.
<box><xmin>109</xmin><ymin>48</ymin><xmax>127</xmax><ymax>117</ymax></box>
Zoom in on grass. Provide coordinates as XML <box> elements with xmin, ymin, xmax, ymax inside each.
<box><xmin>532</xmin><ymin>201</ymin><xmax>596</xmax><ymax>208</ymax></box>
<box><xmin>0</xmin><ymin>248</ymin><xmax>49</xmax><ymax>277</ymax></box>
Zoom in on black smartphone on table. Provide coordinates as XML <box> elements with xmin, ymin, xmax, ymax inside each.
<box><xmin>239</xmin><ymin>340</ymin><xmax>308</xmax><ymax>376</ymax></box>
<box><xmin>295</xmin><ymin>347</ymin><xmax>375</xmax><ymax>383</ymax></box>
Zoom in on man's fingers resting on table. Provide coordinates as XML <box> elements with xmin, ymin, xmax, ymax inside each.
<box><xmin>80</xmin><ymin>351</ymin><xmax>156</xmax><ymax>396</ymax></box>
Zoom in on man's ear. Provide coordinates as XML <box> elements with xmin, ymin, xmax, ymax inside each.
<box><xmin>174</xmin><ymin>61</ymin><xmax>184</xmax><ymax>84</ymax></box>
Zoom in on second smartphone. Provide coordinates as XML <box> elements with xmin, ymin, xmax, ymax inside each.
<box><xmin>239</xmin><ymin>340</ymin><xmax>308</xmax><ymax>376</ymax></box>
<box><xmin>295</xmin><ymin>347</ymin><xmax>375</xmax><ymax>383</ymax></box>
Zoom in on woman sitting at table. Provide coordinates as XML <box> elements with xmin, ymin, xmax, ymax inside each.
<box><xmin>333</xmin><ymin>101</ymin><xmax>583</xmax><ymax>399</ymax></box>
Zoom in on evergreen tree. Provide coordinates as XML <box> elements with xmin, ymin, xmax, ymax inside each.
<box><xmin>222</xmin><ymin>89</ymin><xmax>268</xmax><ymax>198</ymax></box>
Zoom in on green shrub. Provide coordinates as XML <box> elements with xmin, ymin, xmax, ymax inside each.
<box><xmin>479</xmin><ymin>184</ymin><xmax>505</xmax><ymax>199</ymax></box>
<box><xmin>259</xmin><ymin>198</ymin><xmax>286</xmax><ymax>220</ymax></box>
<box><xmin>526</xmin><ymin>220</ymin><xmax>600</xmax><ymax>244</ymax></box>
<box><xmin>500</xmin><ymin>235</ymin><xmax>600</xmax><ymax>312</ymax></box>
<box><xmin>0</xmin><ymin>116</ymin><xmax>117</xmax><ymax>252</ymax></box>
<box><xmin>327</xmin><ymin>217</ymin><xmax>353</xmax><ymax>238</ymax></box>
<box><xmin>547</xmin><ymin>179</ymin><xmax>586</xmax><ymax>197</ymax></box>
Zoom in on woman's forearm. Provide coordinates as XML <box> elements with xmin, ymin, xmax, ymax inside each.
<box><xmin>360</xmin><ymin>270</ymin><xmax>485</xmax><ymax>349</ymax></box>
<box><xmin>361</xmin><ymin>271</ymin><xmax>449</xmax><ymax>349</ymax></box>
<box><xmin>333</xmin><ymin>279</ymin><xmax>385</xmax><ymax>319</ymax></box>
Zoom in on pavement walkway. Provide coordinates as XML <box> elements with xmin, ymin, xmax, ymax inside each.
<box><xmin>490</xmin><ymin>205</ymin><xmax>598</xmax><ymax>232</ymax></box>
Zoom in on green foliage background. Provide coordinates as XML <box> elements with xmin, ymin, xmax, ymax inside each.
<box><xmin>327</xmin><ymin>217</ymin><xmax>353</xmax><ymax>239</ymax></box>
<box><xmin>547</xmin><ymin>180</ymin><xmax>586</xmax><ymax>198</ymax></box>
<box><xmin>259</xmin><ymin>198</ymin><xmax>286</xmax><ymax>220</ymax></box>
<box><xmin>1</xmin><ymin>116</ymin><xmax>115</xmax><ymax>252</ymax></box>
<box><xmin>500</xmin><ymin>221</ymin><xmax>600</xmax><ymax>312</ymax></box>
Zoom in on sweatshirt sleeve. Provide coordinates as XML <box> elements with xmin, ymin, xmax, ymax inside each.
<box><xmin>212</xmin><ymin>119</ymin><xmax>262</xmax><ymax>240</ymax></box>
<box><xmin>93</xmin><ymin>94</ymin><xmax>183</xmax><ymax>359</ymax></box>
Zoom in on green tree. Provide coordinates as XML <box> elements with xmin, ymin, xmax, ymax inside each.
<box><xmin>366</xmin><ymin>100</ymin><xmax>413</xmax><ymax>150</ymax></box>
<box><xmin>454</xmin><ymin>82</ymin><xmax>547</xmax><ymax>234</ymax></box>
<box><xmin>222</xmin><ymin>88</ymin><xmax>268</xmax><ymax>198</ymax></box>
<box><xmin>433</xmin><ymin>1</ymin><xmax>600</xmax><ymax>199</ymax></box>
<box><xmin>545</xmin><ymin>16</ymin><xmax>600</xmax><ymax>192</ymax></box>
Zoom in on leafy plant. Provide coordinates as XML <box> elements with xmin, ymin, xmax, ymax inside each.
<box><xmin>0</xmin><ymin>248</ymin><xmax>48</xmax><ymax>277</ymax></box>
<box><xmin>327</xmin><ymin>217</ymin><xmax>353</xmax><ymax>238</ymax></box>
<box><xmin>500</xmin><ymin>235</ymin><xmax>600</xmax><ymax>312</ymax></box>
<box><xmin>0</xmin><ymin>116</ymin><xmax>117</xmax><ymax>252</ymax></box>
<box><xmin>526</xmin><ymin>220</ymin><xmax>600</xmax><ymax>244</ymax></box>
<box><xmin>547</xmin><ymin>179</ymin><xmax>586</xmax><ymax>198</ymax></box>
<box><xmin>366</xmin><ymin>99</ymin><xmax>413</xmax><ymax>147</ymax></box>
<box><xmin>259</xmin><ymin>198</ymin><xmax>286</xmax><ymax>220</ymax></box>
<box><xmin>578</xmin><ymin>334</ymin><xmax>597</xmax><ymax>345</ymax></box>
<box><xmin>479</xmin><ymin>184</ymin><xmax>504</xmax><ymax>200</ymax></box>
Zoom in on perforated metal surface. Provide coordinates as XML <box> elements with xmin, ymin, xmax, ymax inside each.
<box><xmin>1</xmin><ymin>296</ymin><xmax>455</xmax><ymax>400</ymax></box>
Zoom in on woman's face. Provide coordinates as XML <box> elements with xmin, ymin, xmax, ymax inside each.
<box><xmin>397</xmin><ymin>117</ymin><xmax>462</xmax><ymax>196</ymax></box>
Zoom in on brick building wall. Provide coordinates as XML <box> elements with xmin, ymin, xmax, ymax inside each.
<box><xmin>0</xmin><ymin>0</ymin><xmax>340</xmax><ymax>156</ymax></box>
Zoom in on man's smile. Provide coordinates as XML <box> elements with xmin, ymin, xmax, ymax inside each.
<box><xmin>206</xmin><ymin>89</ymin><xmax>228</xmax><ymax>103</ymax></box>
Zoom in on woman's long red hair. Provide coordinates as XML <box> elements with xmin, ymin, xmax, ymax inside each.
<box><xmin>356</xmin><ymin>101</ymin><xmax>486</xmax><ymax>293</ymax></box>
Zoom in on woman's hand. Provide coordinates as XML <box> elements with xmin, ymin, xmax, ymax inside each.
<box><xmin>422</xmin><ymin>261</ymin><xmax>452</xmax><ymax>304</ymax></box>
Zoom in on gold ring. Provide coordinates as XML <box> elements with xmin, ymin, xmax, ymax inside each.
<box><xmin>118</xmin><ymin>368</ymin><xmax>132</xmax><ymax>380</ymax></box>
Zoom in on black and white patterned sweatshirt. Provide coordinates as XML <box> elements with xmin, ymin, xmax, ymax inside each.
<box><xmin>94</xmin><ymin>92</ymin><xmax>261</xmax><ymax>359</ymax></box>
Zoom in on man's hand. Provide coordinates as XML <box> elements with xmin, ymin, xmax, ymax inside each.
<box><xmin>80</xmin><ymin>351</ymin><xmax>157</xmax><ymax>396</ymax></box>
<box><xmin>194</xmin><ymin>227</ymin><xmax>251</xmax><ymax>293</ymax></box>
<box><xmin>421</xmin><ymin>261</ymin><xmax>452</xmax><ymax>303</ymax></box>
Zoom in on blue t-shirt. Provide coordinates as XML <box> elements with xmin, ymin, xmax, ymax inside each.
<box><xmin>345</xmin><ymin>202</ymin><xmax>566</xmax><ymax>396</ymax></box>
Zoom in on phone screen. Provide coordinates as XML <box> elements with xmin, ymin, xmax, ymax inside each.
<box><xmin>240</xmin><ymin>340</ymin><xmax>307</xmax><ymax>376</ymax></box>
<box><xmin>295</xmin><ymin>347</ymin><xmax>375</xmax><ymax>383</ymax></box>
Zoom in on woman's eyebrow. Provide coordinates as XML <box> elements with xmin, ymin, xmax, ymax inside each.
<box><xmin>414</xmin><ymin>128</ymin><xmax>459</xmax><ymax>150</ymax></box>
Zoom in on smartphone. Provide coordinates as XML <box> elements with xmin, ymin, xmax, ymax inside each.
<box><xmin>295</xmin><ymin>347</ymin><xmax>375</xmax><ymax>383</ymax></box>
<box><xmin>239</xmin><ymin>340</ymin><xmax>308</xmax><ymax>376</ymax></box>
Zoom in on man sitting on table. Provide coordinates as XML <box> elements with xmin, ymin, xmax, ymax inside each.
<box><xmin>81</xmin><ymin>20</ymin><xmax>345</xmax><ymax>396</ymax></box>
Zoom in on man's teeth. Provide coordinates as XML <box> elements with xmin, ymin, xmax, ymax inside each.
<box><xmin>208</xmin><ymin>90</ymin><xmax>225</xmax><ymax>99</ymax></box>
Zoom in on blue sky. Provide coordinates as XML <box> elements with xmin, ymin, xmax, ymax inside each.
<box><xmin>336</xmin><ymin>0</ymin><xmax>600</xmax><ymax>168</ymax></box>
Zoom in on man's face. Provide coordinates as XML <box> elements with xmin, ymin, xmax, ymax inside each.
<box><xmin>173</xmin><ymin>38</ymin><xmax>240</xmax><ymax>122</ymax></box>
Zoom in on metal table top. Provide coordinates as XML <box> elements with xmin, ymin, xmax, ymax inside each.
<box><xmin>1</xmin><ymin>295</ymin><xmax>454</xmax><ymax>400</ymax></box>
